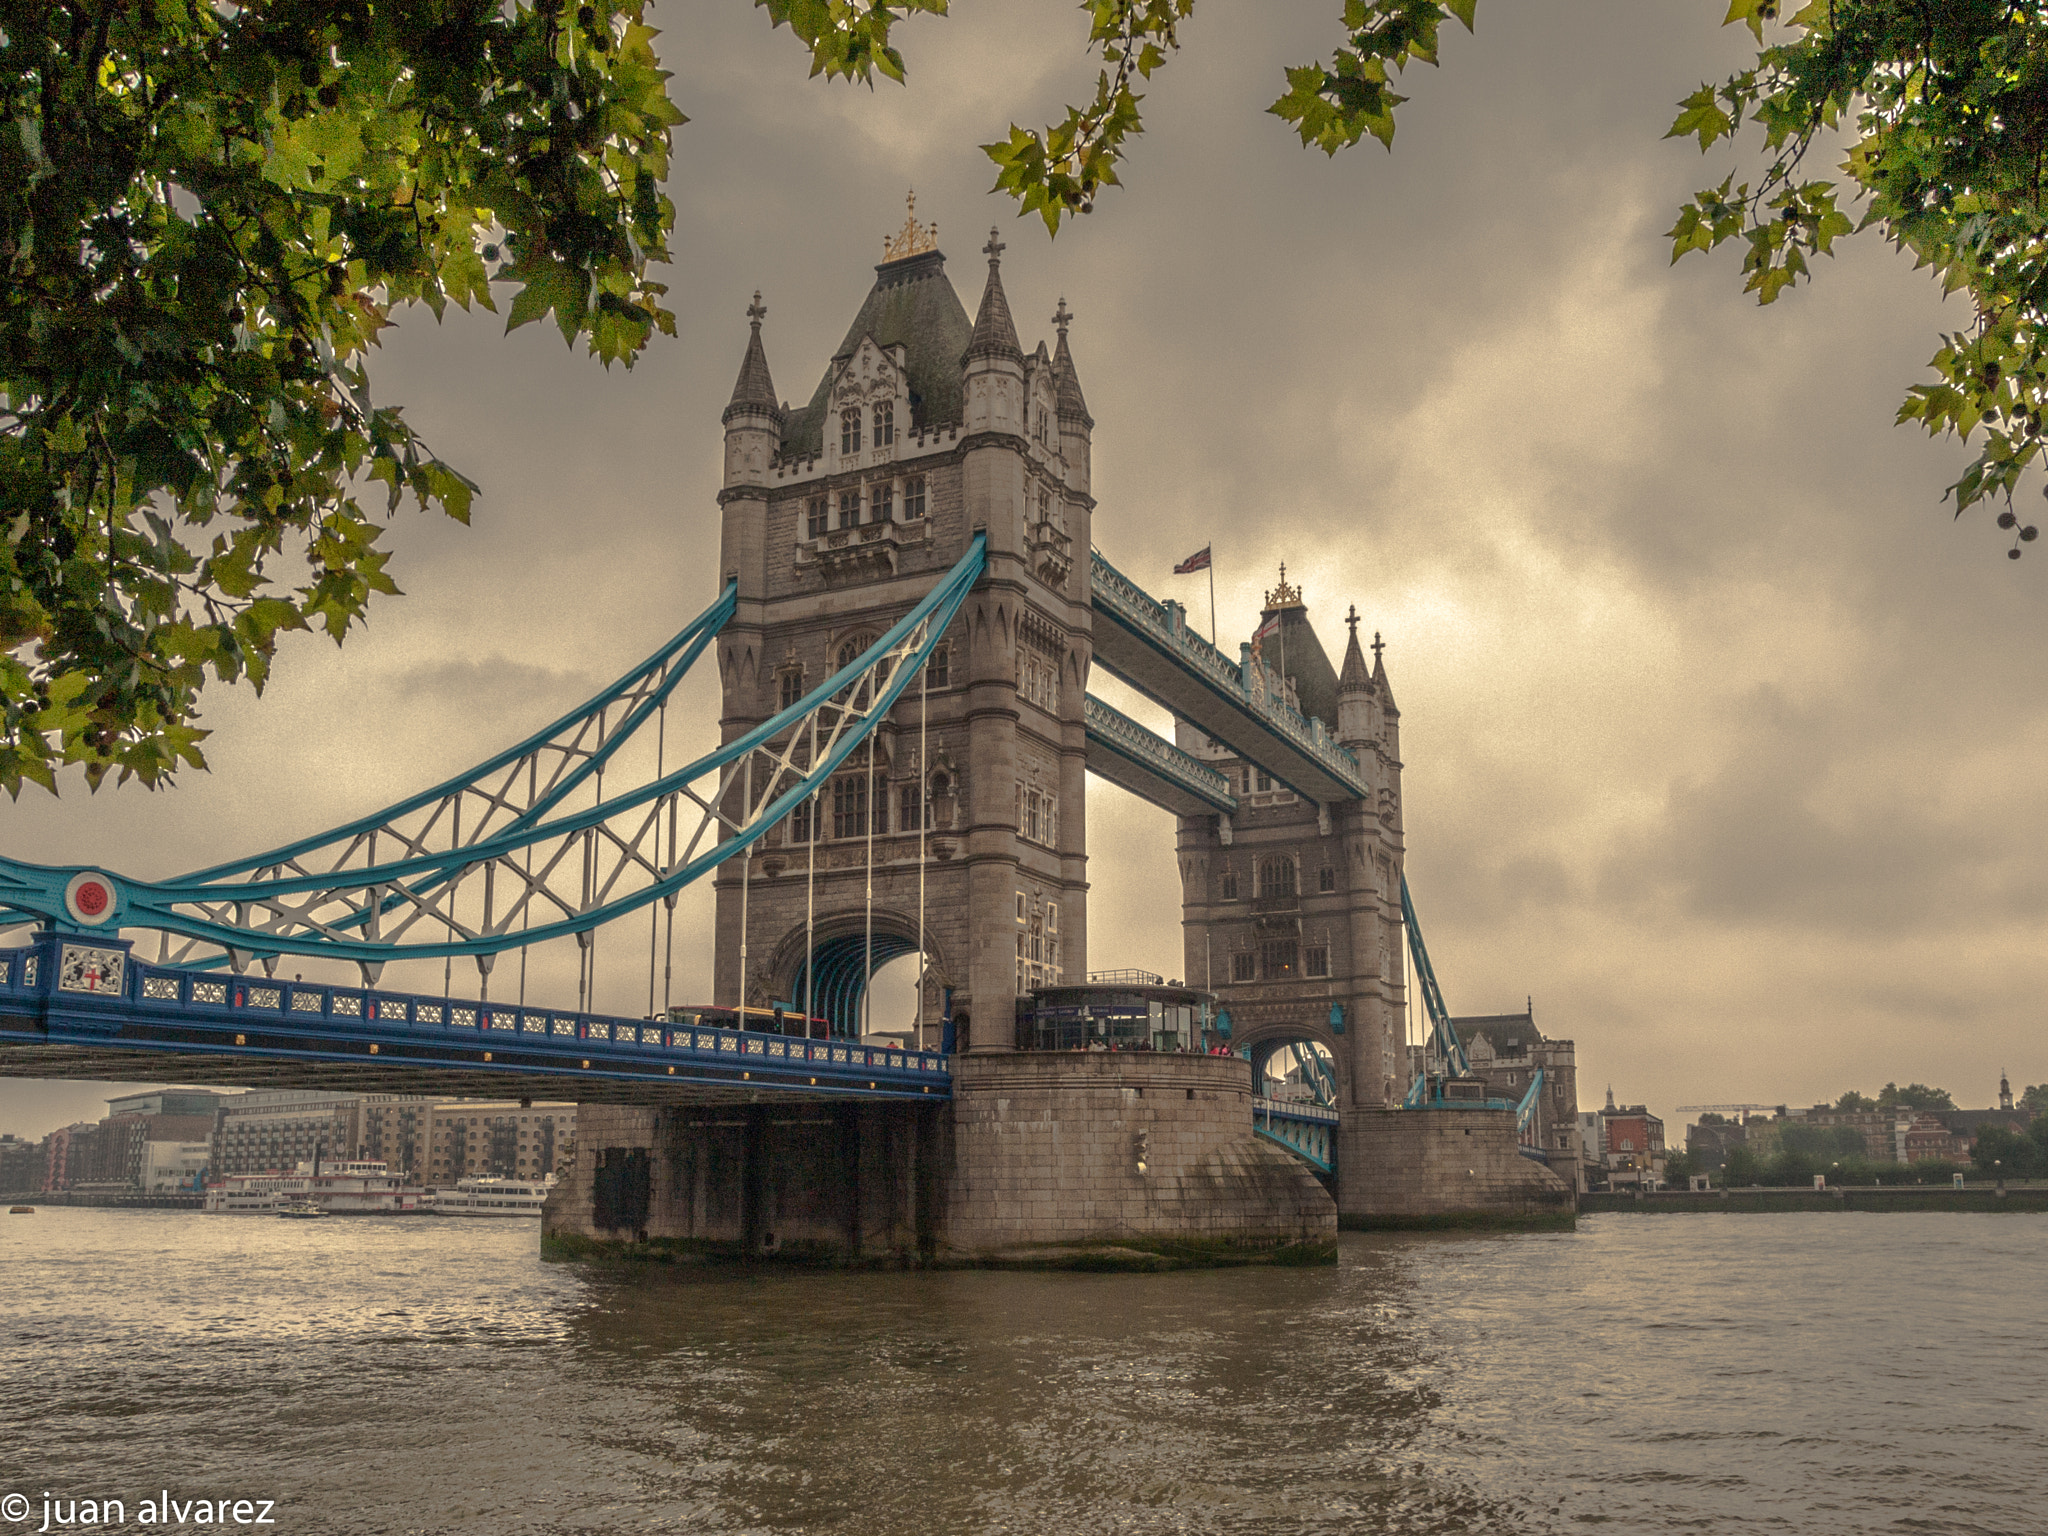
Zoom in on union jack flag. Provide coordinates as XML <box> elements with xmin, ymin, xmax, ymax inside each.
<box><xmin>1172</xmin><ymin>545</ymin><xmax>1212</xmax><ymax>574</ymax></box>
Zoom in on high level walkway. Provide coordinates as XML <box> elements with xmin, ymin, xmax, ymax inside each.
<box><xmin>1088</xmin><ymin>549</ymin><xmax>1370</xmax><ymax>805</ymax></box>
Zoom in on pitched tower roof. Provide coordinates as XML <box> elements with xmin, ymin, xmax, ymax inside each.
<box><xmin>1252</xmin><ymin>565</ymin><xmax>1341</xmax><ymax>730</ymax></box>
<box><xmin>723</xmin><ymin>291</ymin><xmax>779</xmax><ymax>422</ymax></box>
<box><xmin>779</xmin><ymin>244</ymin><xmax>974</xmax><ymax>459</ymax></box>
<box><xmin>963</xmin><ymin>226</ymin><xmax>1024</xmax><ymax>363</ymax></box>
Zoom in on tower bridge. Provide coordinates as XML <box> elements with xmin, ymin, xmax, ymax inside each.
<box><xmin>0</xmin><ymin>204</ymin><xmax>1570</xmax><ymax>1260</ymax></box>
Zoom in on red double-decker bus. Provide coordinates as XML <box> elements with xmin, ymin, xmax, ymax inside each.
<box><xmin>663</xmin><ymin>1004</ymin><xmax>834</xmax><ymax>1039</ymax></box>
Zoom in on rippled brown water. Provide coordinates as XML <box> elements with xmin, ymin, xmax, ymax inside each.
<box><xmin>3</xmin><ymin>1210</ymin><xmax>2043</xmax><ymax>1534</ymax></box>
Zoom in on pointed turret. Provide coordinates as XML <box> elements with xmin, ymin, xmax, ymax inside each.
<box><xmin>1051</xmin><ymin>298</ymin><xmax>1092</xmax><ymax>427</ymax></box>
<box><xmin>964</xmin><ymin>227</ymin><xmax>1024</xmax><ymax>363</ymax></box>
<box><xmin>1371</xmin><ymin>630</ymin><xmax>1398</xmax><ymax>717</ymax></box>
<box><xmin>724</xmin><ymin>291</ymin><xmax>779</xmax><ymax>422</ymax></box>
<box><xmin>1336</xmin><ymin>605</ymin><xmax>1376</xmax><ymax>747</ymax></box>
<box><xmin>962</xmin><ymin>228</ymin><xmax>1027</xmax><ymax>441</ymax></box>
<box><xmin>721</xmin><ymin>293</ymin><xmax>782</xmax><ymax>500</ymax></box>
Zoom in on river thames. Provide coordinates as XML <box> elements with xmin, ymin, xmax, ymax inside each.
<box><xmin>3</xmin><ymin>1209</ymin><xmax>2042</xmax><ymax>1534</ymax></box>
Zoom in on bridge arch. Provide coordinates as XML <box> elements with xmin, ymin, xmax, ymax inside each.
<box><xmin>1232</xmin><ymin>1018</ymin><xmax>1347</xmax><ymax>1107</ymax></box>
<box><xmin>762</xmin><ymin>910</ymin><xmax>952</xmax><ymax>1041</ymax></box>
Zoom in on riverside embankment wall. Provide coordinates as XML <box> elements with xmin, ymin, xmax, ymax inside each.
<box><xmin>1583</xmin><ymin>1186</ymin><xmax>2048</xmax><ymax>1214</ymax></box>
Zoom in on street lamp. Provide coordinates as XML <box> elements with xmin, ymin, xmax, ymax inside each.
<box><xmin>1994</xmin><ymin>1157</ymin><xmax>2004</xmax><ymax>1195</ymax></box>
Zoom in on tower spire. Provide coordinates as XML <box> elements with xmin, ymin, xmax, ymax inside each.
<box><xmin>1051</xmin><ymin>296</ymin><xmax>1092</xmax><ymax>427</ymax></box>
<box><xmin>1337</xmin><ymin>605</ymin><xmax>1371</xmax><ymax>695</ymax></box>
<box><xmin>723</xmin><ymin>290</ymin><xmax>779</xmax><ymax>422</ymax></box>
<box><xmin>964</xmin><ymin>226</ymin><xmax>1023</xmax><ymax>362</ymax></box>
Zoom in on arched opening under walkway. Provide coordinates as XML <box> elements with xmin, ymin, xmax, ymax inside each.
<box><xmin>1248</xmin><ymin>1037</ymin><xmax>1339</xmax><ymax>1108</ymax></box>
<box><xmin>780</xmin><ymin>926</ymin><xmax>945</xmax><ymax>1048</ymax></box>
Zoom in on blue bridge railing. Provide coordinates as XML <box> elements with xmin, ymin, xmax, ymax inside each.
<box><xmin>0</xmin><ymin>936</ymin><xmax>947</xmax><ymax>1100</ymax></box>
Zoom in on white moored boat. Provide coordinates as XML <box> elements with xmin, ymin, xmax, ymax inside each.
<box><xmin>430</xmin><ymin>1175</ymin><xmax>555</xmax><ymax>1217</ymax></box>
<box><xmin>204</xmin><ymin>1158</ymin><xmax>425</xmax><ymax>1214</ymax></box>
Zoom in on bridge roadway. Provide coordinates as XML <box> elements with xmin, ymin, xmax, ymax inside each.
<box><xmin>0</xmin><ymin>936</ymin><xmax>948</xmax><ymax>1106</ymax></box>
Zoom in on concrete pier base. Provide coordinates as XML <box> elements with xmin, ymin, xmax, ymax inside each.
<box><xmin>940</xmin><ymin>1053</ymin><xmax>1335</xmax><ymax>1267</ymax></box>
<box><xmin>543</xmin><ymin>1100</ymin><xmax>945</xmax><ymax>1265</ymax></box>
<box><xmin>543</xmin><ymin>1054</ymin><xmax>1336</xmax><ymax>1269</ymax></box>
<box><xmin>1338</xmin><ymin>1107</ymin><xmax>1573</xmax><ymax>1229</ymax></box>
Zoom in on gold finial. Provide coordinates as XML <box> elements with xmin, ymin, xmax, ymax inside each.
<box><xmin>1053</xmin><ymin>297</ymin><xmax>1072</xmax><ymax>335</ymax></box>
<box><xmin>1264</xmin><ymin>562</ymin><xmax>1303</xmax><ymax>611</ymax></box>
<box><xmin>882</xmin><ymin>189</ymin><xmax>938</xmax><ymax>263</ymax></box>
<box><xmin>746</xmin><ymin>290</ymin><xmax>766</xmax><ymax>326</ymax></box>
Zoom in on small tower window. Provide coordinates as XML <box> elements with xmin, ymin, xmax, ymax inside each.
<box><xmin>1231</xmin><ymin>951</ymin><xmax>1256</xmax><ymax>983</ymax></box>
<box><xmin>903</xmin><ymin>476</ymin><xmax>927</xmax><ymax>520</ymax></box>
<box><xmin>840</xmin><ymin>407</ymin><xmax>862</xmax><ymax>456</ymax></box>
<box><xmin>899</xmin><ymin>781</ymin><xmax>926</xmax><ymax>832</ymax></box>
<box><xmin>1304</xmin><ymin>944</ymin><xmax>1330</xmax><ymax>978</ymax></box>
<box><xmin>1219</xmin><ymin>868</ymin><xmax>1238</xmax><ymax>901</ymax></box>
<box><xmin>779</xmin><ymin>667</ymin><xmax>804</xmax><ymax>711</ymax></box>
<box><xmin>1318</xmin><ymin>865</ymin><xmax>1335</xmax><ymax>893</ymax></box>
<box><xmin>806</xmin><ymin>496</ymin><xmax>828</xmax><ymax>539</ymax></box>
<box><xmin>873</xmin><ymin>402</ymin><xmax>894</xmax><ymax>447</ymax></box>
<box><xmin>927</xmin><ymin>644</ymin><xmax>949</xmax><ymax>689</ymax></box>
<box><xmin>838</xmin><ymin>488</ymin><xmax>861</xmax><ymax>529</ymax></box>
<box><xmin>871</xmin><ymin>481</ymin><xmax>894</xmax><ymax>521</ymax></box>
<box><xmin>1256</xmin><ymin>856</ymin><xmax>1297</xmax><ymax>899</ymax></box>
<box><xmin>832</xmin><ymin>774</ymin><xmax>874</xmax><ymax>839</ymax></box>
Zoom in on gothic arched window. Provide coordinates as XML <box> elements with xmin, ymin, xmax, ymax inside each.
<box><xmin>873</xmin><ymin>402</ymin><xmax>894</xmax><ymax>446</ymax></box>
<box><xmin>1256</xmin><ymin>856</ymin><xmax>1296</xmax><ymax>899</ymax></box>
<box><xmin>840</xmin><ymin>407</ymin><xmax>862</xmax><ymax>456</ymax></box>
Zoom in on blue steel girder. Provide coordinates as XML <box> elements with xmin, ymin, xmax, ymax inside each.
<box><xmin>1081</xmin><ymin>694</ymin><xmax>1239</xmax><ymax>817</ymax></box>
<box><xmin>1252</xmin><ymin>1099</ymin><xmax>1338</xmax><ymax>1175</ymax></box>
<box><xmin>0</xmin><ymin>935</ymin><xmax>949</xmax><ymax>1104</ymax></box>
<box><xmin>1088</xmin><ymin>549</ymin><xmax>1369</xmax><ymax>805</ymax></box>
<box><xmin>1399</xmin><ymin>873</ymin><xmax>1471</xmax><ymax>1085</ymax></box>
<box><xmin>0</xmin><ymin>538</ymin><xmax>987</xmax><ymax>969</ymax></box>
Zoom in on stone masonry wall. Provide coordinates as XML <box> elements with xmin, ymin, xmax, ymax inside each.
<box><xmin>542</xmin><ymin>1100</ymin><xmax>943</xmax><ymax>1263</ymax></box>
<box><xmin>941</xmin><ymin>1053</ymin><xmax>1334</xmax><ymax>1260</ymax></box>
<box><xmin>1339</xmin><ymin>1107</ymin><xmax>1573</xmax><ymax>1228</ymax></box>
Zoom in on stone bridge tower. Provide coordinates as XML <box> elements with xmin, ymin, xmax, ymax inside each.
<box><xmin>712</xmin><ymin>207</ymin><xmax>1095</xmax><ymax>1049</ymax></box>
<box><xmin>1176</xmin><ymin>574</ymin><xmax>1409</xmax><ymax>1108</ymax></box>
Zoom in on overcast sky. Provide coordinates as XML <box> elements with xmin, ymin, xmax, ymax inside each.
<box><xmin>7</xmin><ymin>1</ymin><xmax>2044</xmax><ymax>1137</ymax></box>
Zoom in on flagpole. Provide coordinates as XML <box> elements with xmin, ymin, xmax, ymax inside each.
<box><xmin>1207</xmin><ymin>559</ymin><xmax>1216</xmax><ymax>646</ymax></box>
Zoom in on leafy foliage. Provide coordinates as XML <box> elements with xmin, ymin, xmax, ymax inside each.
<box><xmin>1834</xmin><ymin>1089</ymin><xmax>1876</xmax><ymax>1111</ymax></box>
<box><xmin>1876</xmin><ymin>1081</ymin><xmax>1956</xmax><ymax>1112</ymax></box>
<box><xmin>1667</xmin><ymin>1</ymin><xmax>2048</xmax><ymax>550</ymax></box>
<box><xmin>2022</xmin><ymin>1082</ymin><xmax>2048</xmax><ymax>1116</ymax></box>
<box><xmin>977</xmin><ymin>1</ymin><xmax>1475</xmax><ymax>233</ymax></box>
<box><xmin>1970</xmin><ymin>1119</ymin><xmax>2048</xmax><ymax>1176</ymax></box>
<box><xmin>1</xmin><ymin>0</ymin><xmax>681</xmax><ymax>794</ymax></box>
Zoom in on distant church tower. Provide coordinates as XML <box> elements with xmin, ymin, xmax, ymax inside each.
<box><xmin>1175</xmin><ymin>569</ymin><xmax>1410</xmax><ymax>1108</ymax></box>
<box><xmin>2000</xmin><ymin>1070</ymin><xmax>2014</xmax><ymax>1111</ymax></box>
<box><xmin>712</xmin><ymin>199</ymin><xmax>1094</xmax><ymax>1049</ymax></box>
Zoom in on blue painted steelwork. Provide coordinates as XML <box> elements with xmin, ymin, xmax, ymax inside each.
<box><xmin>1088</xmin><ymin>549</ymin><xmax>1369</xmax><ymax>804</ymax></box>
<box><xmin>1253</xmin><ymin>1098</ymin><xmax>1338</xmax><ymax>1174</ymax></box>
<box><xmin>1401</xmin><ymin>874</ymin><xmax>1487</xmax><ymax>1110</ymax></box>
<box><xmin>1515</xmin><ymin>1068</ymin><xmax>1544</xmax><ymax>1136</ymax></box>
<box><xmin>0</xmin><ymin>538</ymin><xmax>987</xmax><ymax>970</ymax></box>
<box><xmin>0</xmin><ymin>934</ymin><xmax>947</xmax><ymax>1100</ymax></box>
<box><xmin>1080</xmin><ymin>694</ymin><xmax>1238</xmax><ymax>816</ymax></box>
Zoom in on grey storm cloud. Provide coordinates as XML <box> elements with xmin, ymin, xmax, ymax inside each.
<box><xmin>4</xmin><ymin>0</ymin><xmax>2045</xmax><ymax>1136</ymax></box>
